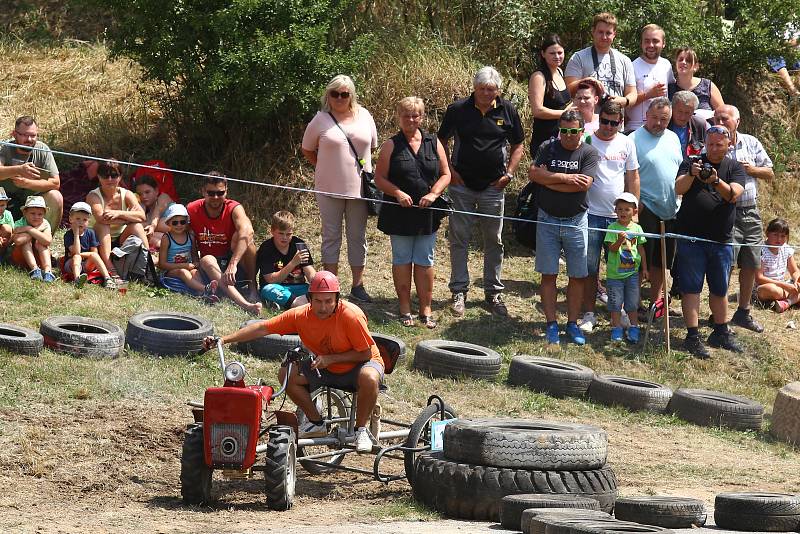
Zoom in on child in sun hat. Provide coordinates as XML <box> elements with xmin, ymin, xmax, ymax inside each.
<box><xmin>63</xmin><ymin>201</ymin><xmax>115</xmax><ymax>289</ymax></box>
<box><xmin>10</xmin><ymin>196</ymin><xmax>54</xmax><ymax>281</ymax></box>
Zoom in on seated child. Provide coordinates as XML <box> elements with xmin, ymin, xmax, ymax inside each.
<box><xmin>604</xmin><ymin>193</ymin><xmax>648</xmax><ymax>343</ymax></box>
<box><xmin>756</xmin><ymin>218</ymin><xmax>799</xmax><ymax>313</ymax></box>
<box><xmin>158</xmin><ymin>204</ymin><xmax>218</xmax><ymax>301</ymax></box>
<box><xmin>10</xmin><ymin>196</ymin><xmax>54</xmax><ymax>282</ymax></box>
<box><xmin>63</xmin><ymin>202</ymin><xmax>115</xmax><ymax>289</ymax></box>
<box><xmin>0</xmin><ymin>187</ymin><xmax>12</xmax><ymax>257</ymax></box>
<box><xmin>256</xmin><ymin>210</ymin><xmax>316</xmax><ymax>310</ymax></box>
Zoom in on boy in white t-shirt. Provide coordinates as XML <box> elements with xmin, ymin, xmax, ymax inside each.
<box><xmin>756</xmin><ymin>218</ymin><xmax>800</xmax><ymax>312</ymax></box>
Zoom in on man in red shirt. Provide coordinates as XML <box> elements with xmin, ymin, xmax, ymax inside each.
<box><xmin>187</xmin><ymin>173</ymin><xmax>261</xmax><ymax>314</ymax></box>
<box><xmin>207</xmin><ymin>271</ymin><xmax>383</xmax><ymax>453</ymax></box>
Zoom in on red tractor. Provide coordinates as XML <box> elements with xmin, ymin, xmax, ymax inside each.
<box><xmin>181</xmin><ymin>338</ymin><xmax>455</xmax><ymax>509</ymax></box>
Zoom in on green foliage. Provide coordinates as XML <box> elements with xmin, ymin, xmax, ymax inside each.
<box><xmin>87</xmin><ymin>0</ymin><xmax>374</xmax><ymax>146</ymax></box>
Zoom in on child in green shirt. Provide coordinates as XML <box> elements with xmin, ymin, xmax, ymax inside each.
<box><xmin>0</xmin><ymin>187</ymin><xmax>12</xmax><ymax>256</ymax></box>
<box><xmin>604</xmin><ymin>193</ymin><xmax>648</xmax><ymax>343</ymax></box>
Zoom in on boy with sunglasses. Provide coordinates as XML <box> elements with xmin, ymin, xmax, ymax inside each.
<box><xmin>158</xmin><ymin>203</ymin><xmax>218</xmax><ymax>301</ymax></box>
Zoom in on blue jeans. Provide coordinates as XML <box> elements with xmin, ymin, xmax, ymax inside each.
<box><xmin>535</xmin><ymin>209</ymin><xmax>588</xmax><ymax>278</ymax></box>
<box><xmin>607</xmin><ymin>273</ymin><xmax>640</xmax><ymax>313</ymax></box>
<box><xmin>674</xmin><ymin>240</ymin><xmax>733</xmax><ymax>296</ymax></box>
<box><xmin>587</xmin><ymin>214</ymin><xmax>616</xmax><ymax>276</ymax></box>
<box><xmin>260</xmin><ymin>283</ymin><xmax>309</xmax><ymax>308</ymax></box>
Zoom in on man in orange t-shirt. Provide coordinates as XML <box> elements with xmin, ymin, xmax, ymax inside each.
<box><xmin>208</xmin><ymin>271</ymin><xmax>382</xmax><ymax>452</ymax></box>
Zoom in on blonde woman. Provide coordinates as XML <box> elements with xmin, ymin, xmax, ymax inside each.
<box><xmin>302</xmin><ymin>75</ymin><xmax>378</xmax><ymax>302</ymax></box>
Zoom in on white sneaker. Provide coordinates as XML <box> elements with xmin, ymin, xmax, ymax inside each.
<box><xmin>579</xmin><ymin>312</ymin><xmax>596</xmax><ymax>334</ymax></box>
<box><xmin>596</xmin><ymin>287</ymin><xmax>608</xmax><ymax>304</ymax></box>
<box><xmin>299</xmin><ymin>420</ymin><xmax>327</xmax><ymax>438</ymax></box>
<box><xmin>621</xmin><ymin>310</ymin><xmax>631</xmax><ymax>329</ymax></box>
<box><xmin>354</xmin><ymin>427</ymin><xmax>373</xmax><ymax>453</ymax></box>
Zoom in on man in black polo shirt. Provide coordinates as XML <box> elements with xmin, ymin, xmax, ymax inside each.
<box><xmin>674</xmin><ymin>125</ymin><xmax>746</xmax><ymax>358</ymax></box>
<box><xmin>438</xmin><ymin>66</ymin><xmax>524</xmax><ymax>317</ymax></box>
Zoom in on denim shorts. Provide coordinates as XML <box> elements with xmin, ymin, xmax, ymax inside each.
<box><xmin>299</xmin><ymin>359</ymin><xmax>384</xmax><ymax>392</ymax></box>
<box><xmin>535</xmin><ymin>209</ymin><xmax>588</xmax><ymax>278</ymax></box>
<box><xmin>607</xmin><ymin>273</ymin><xmax>640</xmax><ymax>313</ymax></box>
<box><xmin>587</xmin><ymin>214</ymin><xmax>616</xmax><ymax>276</ymax></box>
<box><xmin>390</xmin><ymin>233</ymin><xmax>436</xmax><ymax>266</ymax></box>
<box><xmin>768</xmin><ymin>56</ymin><xmax>800</xmax><ymax>72</ymax></box>
<box><xmin>674</xmin><ymin>240</ymin><xmax>733</xmax><ymax>296</ymax></box>
<box><xmin>260</xmin><ymin>283</ymin><xmax>309</xmax><ymax>307</ymax></box>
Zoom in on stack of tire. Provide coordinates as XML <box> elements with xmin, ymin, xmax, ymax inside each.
<box><xmin>411</xmin><ymin>418</ymin><xmax>617</xmax><ymax>522</ymax></box>
<box><xmin>714</xmin><ymin>492</ymin><xmax>800</xmax><ymax>532</ymax></box>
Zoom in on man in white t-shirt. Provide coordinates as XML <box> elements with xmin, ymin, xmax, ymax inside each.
<box><xmin>626</xmin><ymin>24</ymin><xmax>675</xmax><ymax>133</ymax></box>
<box><xmin>580</xmin><ymin>99</ymin><xmax>640</xmax><ymax>334</ymax></box>
<box><xmin>565</xmin><ymin>12</ymin><xmax>637</xmax><ymax>115</ymax></box>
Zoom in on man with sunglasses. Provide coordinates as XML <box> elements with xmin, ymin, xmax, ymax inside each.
<box><xmin>187</xmin><ymin>173</ymin><xmax>262</xmax><ymax>315</ymax></box>
<box><xmin>438</xmin><ymin>66</ymin><xmax>525</xmax><ymax>318</ymax></box>
<box><xmin>580</xmin><ymin>100</ymin><xmax>639</xmax><ymax>335</ymax></box>
<box><xmin>0</xmin><ymin>116</ymin><xmax>62</xmax><ymax>228</ymax></box>
<box><xmin>713</xmin><ymin>104</ymin><xmax>773</xmax><ymax>335</ymax></box>
<box><xmin>674</xmin><ymin>124</ymin><xmax>746</xmax><ymax>358</ymax></box>
<box><xmin>530</xmin><ymin>109</ymin><xmax>600</xmax><ymax>346</ymax></box>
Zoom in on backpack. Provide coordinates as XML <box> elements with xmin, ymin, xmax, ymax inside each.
<box><xmin>111</xmin><ymin>235</ymin><xmax>161</xmax><ymax>286</ymax></box>
<box><xmin>512</xmin><ymin>182</ymin><xmax>538</xmax><ymax>251</ymax></box>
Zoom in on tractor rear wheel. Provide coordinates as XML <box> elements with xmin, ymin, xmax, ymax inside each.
<box><xmin>180</xmin><ymin>423</ymin><xmax>212</xmax><ymax>504</ymax></box>
<box><xmin>264</xmin><ymin>425</ymin><xmax>296</xmax><ymax>511</ymax></box>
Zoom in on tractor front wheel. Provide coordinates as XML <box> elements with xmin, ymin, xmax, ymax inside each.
<box><xmin>264</xmin><ymin>425</ymin><xmax>296</xmax><ymax>511</ymax></box>
<box><xmin>180</xmin><ymin>423</ymin><xmax>213</xmax><ymax>504</ymax></box>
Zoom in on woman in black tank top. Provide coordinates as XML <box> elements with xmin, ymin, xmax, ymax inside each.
<box><xmin>374</xmin><ymin>97</ymin><xmax>451</xmax><ymax>328</ymax></box>
<box><xmin>529</xmin><ymin>34</ymin><xmax>574</xmax><ymax>157</ymax></box>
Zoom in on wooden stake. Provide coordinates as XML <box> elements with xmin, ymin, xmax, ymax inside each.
<box><xmin>660</xmin><ymin>221</ymin><xmax>671</xmax><ymax>356</ymax></box>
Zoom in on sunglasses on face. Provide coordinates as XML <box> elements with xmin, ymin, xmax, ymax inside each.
<box><xmin>170</xmin><ymin>219</ymin><xmax>188</xmax><ymax>226</ymax></box>
<box><xmin>600</xmin><ymin>117</ymin><xmax>621</xmax><ymax>127</ymax></box>
<box><xmin>205</xmin><ymin>190</ymin><xmax>226</xmax><ymax>197</ymax></box>
<box><xmin>559</xmin><ymin>127</ymin><xmax>584</xmax><ymax>135</ymax></box>
<box><xmin>329</xmin><ymin>90</ymin><xmax>351</xmax><ymax>99</ymax></box>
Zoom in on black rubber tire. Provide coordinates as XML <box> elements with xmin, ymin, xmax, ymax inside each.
<box><xmin>551</xmin><ymin>519</ymin><xmax>674</xmax><ymax>533</ymax></box>
<box><xmin>508</xmin><ymin>356</ymin><xmax>595</xmax><ymax>398</ymax></box>
<box><xmin>532</xmin><ymin>515</ymin><xmax>621</xmax><ymax>534</ymax></box>
<box><xmin>371</xmin><ymin>332</ymin><xmax>407</xmax><ymax>361</ymax></box>
<box><xmin>403</xmin><ymin>400</ymin><xmax>457</xmax><ymax>484</ymax></box>
<box><xmin>0</xmin><ymin>322</ymin><xmax>44</xmax><ymax>356</ymax></box>
<box><xmin>180</xmin><ymin>423</ymin><xmax>212</xmax><ymax>504</ymax></box>
<box><xmin>523</xmin><ymin>509</ymin><xmax>611</xmax><ymax>534</ymax></box>
<box><xmin>613</xmin><ymin>496</ymin><xmax>706</xmax><ymax>528</ymax></box>
<box><xmin>412</xmin><ymin>451</ymin><xmax>617</xmax><ymax>521</ymax></box>
<box><xmin>587</xmin><ymin>376</ymin><xmax>673</xmax><ymax>414</ymax></box>
<box><xmin>126</xmin><ymin>311</ymin><xmax>213</xmax><ymax>356</ymax></box>
<box><xmin>40</xmin><ymin>316</ymin><xmax>124</xmax><ymax>358</ymax></box>
<box><xmin>264</xmin><ymin>425</ymin><xmax>296</xmax><ymax>511</ymax></box>
<box><xmin>234</xmin><ymin>319</ymin><xmax>301</xmax><ymax>360</ymax></box>
<box><xmin>714</xmin><ymin>492</ymin><xmax>800</xmax><ymax>531</ymax></box>
<box><xmin>667</xmin><ymin>388</ymin><xmax>764</xmax><ymax>431</ymax></box>
<box><xmin>500</xmin><ymin>494</ymin><xmax>601</xmax><ymax>530</ymax></box>
<box><xmin>443</xmin><ymin>418</ymin><xmax>607</xmax><ymax>470</ymax></box>
<box><xmin>413</xmin><ymin>339</ymin><xmax>501</xmax><ymax>380</ymax></box>
<box><xmin>297</xmin><ymin>388</ymin><xmax>352</xmax><ymax>475</ymax></box>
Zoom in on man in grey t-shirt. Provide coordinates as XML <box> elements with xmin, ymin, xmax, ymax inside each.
<box><xmin>0</xmin><ymin>116</ymin><xmax>62</xmax><ymax>228</ymax></box>
<box><xmin>565</xmin><ymin>12</ymin><xmax>637</xmax><ymax>115</ymax></box>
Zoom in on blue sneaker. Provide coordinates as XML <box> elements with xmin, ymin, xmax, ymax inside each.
<box><xmin>610</xmin><ymin>326</ymin><xmax>624</xmax><ymax>341</ymax></box>
<box><xmin>29</xmin><ymin>268</ymin><xmax>43</xmax><ymax>281</ymax></box>
<box><xmin>626</xmin><ymin>326</ymin><xmax>641</xmax><ymax>344</ymax></box>
<box><xmin>42</xmin><ymin>271</ymin><xmax>56</xmax><ymax>283</ymax></box>
<box><xmin>545</xmin><ymin>322</ymin><xmax>560</xmax><ymax>345</ymax></box>
<box><xmin>566</xmin><ymin>321</ymin><xmax>586</xmax><ymax>345</ymax></box>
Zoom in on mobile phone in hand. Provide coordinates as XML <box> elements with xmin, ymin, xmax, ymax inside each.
<box><xmin>296</xmin><ymin>242</ymin><xmax>310</xmax><ymax>266</ymax></box>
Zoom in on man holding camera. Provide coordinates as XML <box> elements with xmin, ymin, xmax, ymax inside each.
<box><xmin>713</xmin><ymin>105</ymin><xmax>774</xmax><ymax>334</ymax></box>
<box><xmin>674</xmin><ymin>125</ymin><xmax>746</xmax><ymax>358</ymax></box>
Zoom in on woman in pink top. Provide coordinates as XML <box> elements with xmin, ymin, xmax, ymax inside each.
<box><xmin>301</xmin><ymin>75</ymin><xmax>378</xmax><ymax>302</ymax></box>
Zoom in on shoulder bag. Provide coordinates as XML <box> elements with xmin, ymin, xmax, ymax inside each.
<box><xmin>328</xmin><ymin>112</ymin><xmax>381</xmax><ymax>216</ymax></box>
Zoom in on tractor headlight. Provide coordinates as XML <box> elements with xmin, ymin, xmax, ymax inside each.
<box><xmin>224</xmin><ymin>361</ymin><xmax>246</xmax><ymax>382</ymax></box>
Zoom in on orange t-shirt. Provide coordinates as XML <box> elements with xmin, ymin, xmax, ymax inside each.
<box><xmin>263</xmin><ymin>300</ymin><xmax>381</xmax><ymax>374</ymax></box>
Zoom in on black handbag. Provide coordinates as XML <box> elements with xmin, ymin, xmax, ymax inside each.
<box><xmin>430</xmin><ymin>192</ymin><xmax>453</xmax><ymax>223</ymax></box>
<box><xmin>328</xmin><ymin>112</ymin><xmax>382</xmax><ymax>216</ymax></box>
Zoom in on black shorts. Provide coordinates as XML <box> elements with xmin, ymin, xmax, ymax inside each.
<box><xmin>298</xmin><ymin>358</ymin><xmax>384</xmax><ymax>392</ymax></box>
<box><xmin>639</xmin><ymin>204</ymin><xmax>676</xmax><ymax>270</ymax></box>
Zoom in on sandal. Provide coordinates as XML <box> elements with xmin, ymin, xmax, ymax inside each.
<box><xmin>399</xmin><ymin>313</ymin><xmax>415</xmax><ymax>327</ymax></box>
<box><xmin>419</xmin><ymin>314</ymin><xmax>437</xmax><ymax>329</ymax></box>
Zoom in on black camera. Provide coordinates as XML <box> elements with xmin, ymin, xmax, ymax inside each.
<box><xmin>699</xmin><ymin>162</ymin><xmax>714</xmax><ymax>181</ymax></box>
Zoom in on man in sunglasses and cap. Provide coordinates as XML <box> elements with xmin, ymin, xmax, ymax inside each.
<box><xmin>530</xmin><ymin>109</ymin><xmax>600</xmax><ymax>346</ymax></box>
<box><xmin>579</xmin><ymin>99</ymin><xmax>640</xmax><ymax>336</ymax></box>
<box><xmin>0</xmin><ymin>116</ymin><xmax>62</xmax><ymax>228</ymax></box>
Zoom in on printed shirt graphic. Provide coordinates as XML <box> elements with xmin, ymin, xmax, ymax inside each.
<box><xmin>186</xmin><ymin>198</ymin><xmax>240</xmax><ymax>258</ymax></box>
<box><xmin>604</xmin><ymin>221</ymin><xmax>646</xmax><ymax>279</ymax></box>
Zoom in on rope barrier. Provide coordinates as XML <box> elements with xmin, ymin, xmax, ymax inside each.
<box><xmin>1</xmin><ymin>140</ymin><xmax>795</xmax><ymax>251</ymax></box>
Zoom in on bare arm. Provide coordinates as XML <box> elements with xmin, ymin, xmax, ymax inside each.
<box><xmin>564</xmin><ymin>75</ymin><xmax>580</xmax><ymax>94</ymax></box>
<box><xmin>709</xmin><ymin>81</ymin><xmax>725</xmax><ymax>110</ymax></box>
<box><xmin>620</xmin><ymin>84</ymin><xmax>637</xmax><ymax>108</ymax></box>
<box><xmin>311</xmin><ymin>347</ymin><xmax>373</xmax><ymax>370</ymax></box>
<box><xmin>0</xmin><ymin>162</ymin><xmax>40</xmax><ymax>181</ymax></box>
<box><xmin>301</xmin><ymin>148</ymin><xmax>318</xmax><ymax>167</ymax></box>
<box><xmin>529</xmin><ymin>72</ymin><xmax>570</xmax><ymax>120</ymax></box>
<box><xmin>438</xmin><ymin>136</ymin><xmax>463</xmax><ymax>186</ymax></box>
<box><xmin>530</xmin><ymin>164</ymin><xmax>593</xmax><ymax>192</ymax></box>
<box><xmin>111</xmin><ymin>190</ymin><xmax>146</xmax><ymax>223</ymax></box>
<box><xmin>624</xmin><ymin>168</ymin><xmax>640</xmax><ymax>200</ymax></box>
<box><xmin>9</xmin><ymin>171</ymin><xmax>58</xmax><ymax>192</ymax></box>
<box><xmin>25</xmin><ymin>224</ymin><xmax>52</xmax><ymax>246</ymax></box>
<box><xmin>741</xmin><ymin>163</ymin><xmax>774</xmax><ymax>181</ymax></box>
<box><xmin>229</xmin><ymin>204</ymin><xmax>254</xmax><ymax>267</ymax></box>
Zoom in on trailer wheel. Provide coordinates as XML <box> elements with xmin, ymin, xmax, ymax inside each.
<box><xmin>180</xmin><ymin>423</ymin><xmax>212</xmax><ymax>504</ymax></box>
<box><xmin>297</xmin><ymin>388</ymin><xmax>351</xmax><ymax>475</ymax></box>
<box><xmin>403</xmin><ymin>400</ymin><xmax>457</xmax><ymax>484</ymax></box>
<box><xmin>264</xmin><ymin>425</ymin><xmax>296</xmax><ymax>511</ymax></box>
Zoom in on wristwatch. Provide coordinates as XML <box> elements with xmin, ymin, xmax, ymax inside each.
<box><xmin>713</xmin><ymin>177</ymin><xmax>720</xmax><ymax>185</ymax></box>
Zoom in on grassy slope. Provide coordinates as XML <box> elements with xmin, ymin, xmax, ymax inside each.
<box><xmin>2</xmin><ymin>34</ymin><xmax>800</xmax><ymax>528</ymax></box>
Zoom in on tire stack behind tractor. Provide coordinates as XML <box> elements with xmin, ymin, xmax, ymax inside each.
<box><xmin>411</xmin><ymin>418</ymin><xmax>617</xmax><ymax>522</ymax></box>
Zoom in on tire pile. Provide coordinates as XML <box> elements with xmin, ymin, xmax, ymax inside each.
<box><xmin>411</xmin><ymin>418</ymin><xmax>618</xmax><ymax>521</ymax></box>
